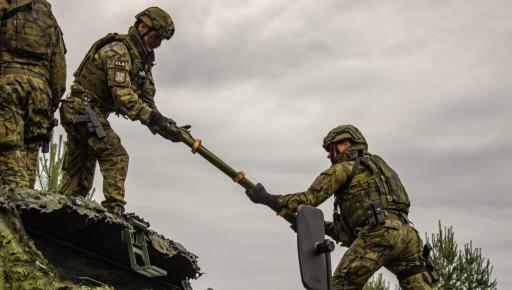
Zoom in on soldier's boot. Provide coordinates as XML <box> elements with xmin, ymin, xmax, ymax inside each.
<box><xmin>102</xmin><ymin>201</ymin><xmax>125</xmax><ymax>216</ymax></box>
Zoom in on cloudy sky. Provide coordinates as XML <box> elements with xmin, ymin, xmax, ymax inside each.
<box><xmin>50</xmin><ymin>1</ymin><xmax>511</xmax><ymax>289</ymax></box>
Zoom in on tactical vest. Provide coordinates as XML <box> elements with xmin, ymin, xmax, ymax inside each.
<box><xmin>0</xmin><ymin>0</ymin><xmax>57</xmax><ymax>62</ymax></box>
<box><xmin>73</xmin><ymin>32</ymin><xmax>156</xmax><ymax>110</ymax></box>
<box><xmin>335</xmin><ymin>151</ymin><xmax>411</xmax><ymax>229</ymax></box>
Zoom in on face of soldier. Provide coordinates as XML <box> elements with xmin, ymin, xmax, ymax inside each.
<box><xmin>145</xmin><ymin>31</ymin><xmax>163</xmax><ymax>50</ymax></box>
<box><xmin>138</xmin><ymin>22</ymin><xmax>164</xmax><ymax>52</ymax></box>
<box><xmin>327</xmin><ymin>140</ymin><xmax>352</xmax><ymax>163</ymax></box>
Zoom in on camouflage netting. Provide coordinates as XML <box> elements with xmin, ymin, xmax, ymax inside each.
<box><xmin>0</xmin><ymin>186</ymin><xmax>200</xmax><ymax>289</ymax></box>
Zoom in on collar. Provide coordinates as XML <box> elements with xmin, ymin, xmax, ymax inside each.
<box><xmin>127</xmin><ymin>26</ymin><xmax>155</xmax><ymax>65</ymax></box>
<box><xmin>333</xmin><ymin>145</ymin><xmax>367</xmax><ymax>164</ymax></box>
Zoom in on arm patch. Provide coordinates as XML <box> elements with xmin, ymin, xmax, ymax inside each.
<box><xmin>114</xmin><ymin>59</ymin><xmax>127</xmax><ymax>68</ymax></box>
<box><xmin>114</xmin><ymin>71</ymin><xmax>127</xmax><ymax>83</ymax></box>
<box><xmin>106</xmin><ymin>57</ymin><xmax>131</xmax><ymax>88</ymax></box>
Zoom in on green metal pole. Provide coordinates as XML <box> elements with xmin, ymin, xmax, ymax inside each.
<box><xmin>172</xmin><ymin>126</ymin><xmax>297</xmax><ymax>225</ymax></box>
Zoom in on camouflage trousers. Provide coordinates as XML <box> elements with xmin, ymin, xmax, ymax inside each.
<box><xmin>0</xmin><ymin>72</ymin><xmax>52</xmax><ymax>189</ymax></box>
<box><xmin>333</xmin><ymin>218</ymin><xmax>433</xmax><ymax>290</ymax></box>
<box><xmin>59</xmin><ymin>97</ymin><xmax>128</xmax><ymax>208</ymax></box>
<box><xmin>0</xmin><ymin>206</ymin><xmax>113</xmax><ymax>290</ymax></box>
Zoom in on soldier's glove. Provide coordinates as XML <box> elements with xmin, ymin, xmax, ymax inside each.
<box><xmin>245</xmin><ymin>183</ymin><xmax>281</xmax><ymax>211</ymax></box>
<box><xmin>324</xmin><ymin>221</ymin><xmax>343</xmax><ymax>245</ymax></box>
<box><xmin>149</xmin><ymin>111</ymin><xmax>181</xmax><ymax>143</ymax></box>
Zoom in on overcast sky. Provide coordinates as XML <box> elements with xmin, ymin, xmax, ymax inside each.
<box><xmin>50</xmin><ymin>1</ymin><xmax>511</xmax><ymax>289</ymax></box>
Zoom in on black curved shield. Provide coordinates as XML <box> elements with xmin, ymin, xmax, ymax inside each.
<box><xmin>297</xmin><ymin>205</ymin><xmax>327</xmax><ymax>290</ymax></box>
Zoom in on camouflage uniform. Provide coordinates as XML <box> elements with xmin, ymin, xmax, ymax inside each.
<box><xmin>59</xmin><ymin>7</ymin><xmax>176</xmax><ymax>211</ymax></box>
<box><xmin>248</xmin><ymin>125</ymin><xmax>433</xmax><ymax>290</ymax></box>
<box><xmin>0</xmin><ymin>0</ymin><xmax>66</xmax><ymax>188</ymax></box>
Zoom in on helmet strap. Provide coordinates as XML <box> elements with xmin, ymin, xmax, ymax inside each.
<box><xmin>140</xmin><ymin>29</ymin><xmax>152</xmax><ymax>38</ymax></box>
<box><xmin>328</xmin><ymin>145</ymin><xmax>340</xmax><ymax>164</ymax></box>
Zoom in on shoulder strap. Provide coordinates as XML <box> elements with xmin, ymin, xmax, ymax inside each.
<box><xmin>333</xmin><ymin>149</ymin><xmax>364</xmax><ymax>212</ymax></box>
<box><xmin>73</xmin><ymin>33</ymin><xmax>122</xmax><ymax>78</ymax></box>
<box><xmin>120</xmin><ymin>35</ymin><xmax>139</xmax><ymax>69</ymax></box>
<box><xmin>1</xmin><ymin>0</ymin><xmax>33</xmax><ymax>22</ymax></box>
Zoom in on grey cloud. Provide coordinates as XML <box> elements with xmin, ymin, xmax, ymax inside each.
<box><xmin>48</xmin><ymin>0</ymin><xmax>512</xmax><ymax>289</ymax></box>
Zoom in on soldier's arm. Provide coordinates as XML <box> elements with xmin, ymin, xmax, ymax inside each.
<box><xmin>139</xmin><ymin>69</ymin><xmax>157</xmax><ymax>109</ymax></box>
<box><xmin>48</xmin><ymin>24</ymin><xmax>67</xmax><ymax>113</ymax></box>
<box><xmin>140</xmin><ymin>70</ymin><xmax>160</xmax><ymax>134</ymax></box>
<box><xmin>0</xmin><ymin>1</ymin><xmax>8</xmax><ymax>19</ymax></box>
<box><xmin>278</xmin><ymin>163</ymin><xmax>351</xmax><ymax>212</ymax></box>
<box><xmin>100</xmin><ymin>42</ymin><xmax>154</xmax><ymax>125</ymax></box>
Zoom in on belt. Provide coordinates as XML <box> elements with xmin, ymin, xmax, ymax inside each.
<box><xmin>0</xmin><ymin>66</ymin><xmax>48</xmax><ymax>81</ymax></box>
<box><xmin>72</xmin><ymin>88</ymin><xmax>109</xmax><ymax>111</ymax></box>
<box><xmin>355</xmin><ymin>210</ymin><xmax>409</xmax><ymax>228</ymax></box>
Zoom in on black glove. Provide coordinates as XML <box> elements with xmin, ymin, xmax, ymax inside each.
<box><xmin>149</xmin><ymin>111</ymin><xmax>181</xmax><ymax>142</ymax></box>
<box><xmin>324</xmin><ymin>221</ymin><xmax>343</xmax><ymax>244</ymax></box>
<box><xmin>245</xmin><ymin>183</ymin><xmax>280</xmax><ymax>211</ymax></box>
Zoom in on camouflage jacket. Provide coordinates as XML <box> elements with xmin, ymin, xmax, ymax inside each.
<box><xmin>279</xmin><ymin>147</ymin><xmax>410</xmax><ymax>232</ymax></box>
<box><xmin>0</xmin><ymin>0</ymin><xmax>67</xmax><ymax>111</ymax></box>
<box><xmin>67</xmin><ymin>26</ymin><xmax>158</xmax><ymax>127</ymax></box>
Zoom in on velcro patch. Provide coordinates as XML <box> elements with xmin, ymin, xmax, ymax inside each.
<box><xmin>114</xmin><ymin>59</ymin><xmax>127</xmax><ymax>68</ymax></box>
<box><xmin>114</xmin><ymin>71</ymin><xmax>126</xmax><ymax>83</ymax></box>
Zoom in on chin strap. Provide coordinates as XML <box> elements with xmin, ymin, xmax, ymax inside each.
<box><xmin>140</xmin><ymin>30</ymin><xmax>152</xmax><ymax>38</ymax></box>
<box><xmin>328</xmin><ymin>145</ymin><xmax>340</xmax><ymax>164</ymax></box>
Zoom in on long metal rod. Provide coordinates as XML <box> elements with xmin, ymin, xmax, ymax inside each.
<box><xmin>173</xmin><ymin>126</ymin><xmax>298</xmax><ymax>225</ymax></box>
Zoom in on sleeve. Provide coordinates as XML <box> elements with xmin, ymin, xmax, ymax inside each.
<box><xmin>99</xmin><ymin>41</ymin><xmax>154</xmax><ymax>124</ymax></box>
<box><xmin>48</xmin><ymin>20</ymin><xmax>67</xmax><ymax>112</ymax></box>
<box><xmin>140</xmin><ymin>70</ymin><xmax>160</xmax><ymax>134</ymax></box>
<box><xmin>278</xmin><ymin>163</ymin><xmax>351</xmax><ymax>212</ymax></box>
<box><xmin>0</xmin><ymin>2</ymin><xmax>8</xmax><ymax>20</ymax></box>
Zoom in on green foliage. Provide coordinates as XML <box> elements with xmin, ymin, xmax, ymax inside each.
<box><xmin>427</xmin><ymin>221</ymin><xmax>498</xmax><ymax>290</ymax></box>
<box><xmin>36</xmin><ymin>134</ymin><xmax>65</xmax><ymax>192</ymax></box>
<box><xmin>36</xmin><ymin>134</ymin><xmax>96</xmax><ymax>199</ymax></box>
<box><xmin>362</xmin><ymin>221</ymin><xmax>497</xmax><ymax>290</ymax></box>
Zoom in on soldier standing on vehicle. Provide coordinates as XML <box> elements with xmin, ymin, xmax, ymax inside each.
<box><xmin>59</xmin><ymin>7</ymin><xmax>180</xmax><ymax>215</ymax></box>
<box><xmin>0</xmin><ymin>0</ymin><xmax>66</xmax><ymax>188</ymax></box>
<box><xmin>246</xmin><ymin>125</ymin><xmax>434</xmax><ymax>290</ymax></box>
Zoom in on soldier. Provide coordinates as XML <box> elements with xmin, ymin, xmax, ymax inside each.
<box><xmin>0</xmin><ymin>0</ymin><xmax>66</xmax><ymax>188</ymax></box>
<box><xmin>59</xmin><ymin>7</ymin><xmax>180</xmax><ymax>215</ymax></box>
<box><xmin>246</xmin><ymin>125</ymin><xmax>434</xmax><ymax>290</ymax></box>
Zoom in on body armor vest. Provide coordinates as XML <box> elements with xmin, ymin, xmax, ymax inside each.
<box><xmin>0</xmin><ymin>0</ymin><xmax>57</xmax><ymax>64</ymax></box>
<box><xmin>336</xmin><ymin>151</ymin><xmax>411</xmax><ymax>229</ymax></box>
<box><xmin>72</xmin><ymin>32</ymin><xmax>156</xmax><ymax>111</ymax></box>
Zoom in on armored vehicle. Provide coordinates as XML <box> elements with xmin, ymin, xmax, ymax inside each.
<box><xmin>0</xmin><ymin>186</ymin><xmax>200</xmax><ymax>290</ymax></box>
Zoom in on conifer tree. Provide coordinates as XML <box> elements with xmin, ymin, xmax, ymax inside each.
<box><xmin>36</xmin><ymin>134</ymin><xmax>65</xmax><ymax>191</ymax></box>
<box><xmin>36</xmin><ymin>134</ymin><xmax>96</xmax><ymax>199</ymax></box>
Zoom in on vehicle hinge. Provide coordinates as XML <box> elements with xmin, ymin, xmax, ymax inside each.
<box><xmin>123</xmin><ymin>218</ymin><xmax>167</xmax><ymax>278</ymax></box>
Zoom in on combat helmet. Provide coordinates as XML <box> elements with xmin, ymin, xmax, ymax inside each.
<box><xmin>322</xmin><ymin>124</ymin><xmax>367</xmax><ymax>151</ymax></box>
<box><xmin>136</xmin><ymin>7</ymin><xmax>175</xmax><ymax>39</ymax></box>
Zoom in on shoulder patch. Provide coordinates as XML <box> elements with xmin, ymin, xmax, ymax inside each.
<box><xmin>114</xmin><ymin>71</ymin><xmax>127</xmax><ymax>83</ymax></box>
<box><xmin>114</xmin><ymin>59</ymin><xmax>126</xmax><ymax>68</ymax></box>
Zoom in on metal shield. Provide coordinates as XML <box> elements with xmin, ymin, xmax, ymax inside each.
<box><xmin>297</xmin><ymin>205</ymin><xmax>328</xmax><ymax>290</ymax></box>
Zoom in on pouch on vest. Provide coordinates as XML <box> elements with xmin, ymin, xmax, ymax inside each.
<box><xmin>370</xmin><ymin>155</ymin><xmax>411</xmax><ymax>211</ymax></box>
<box><xmin>0</xmin><ymin>0</ymin><xmax>54</xmax><ymax>61</ymax></box>
<box><xmin>358</xmin><ymin>154</ymin><xmax>410</xmax><ymax>213</ymax></box>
